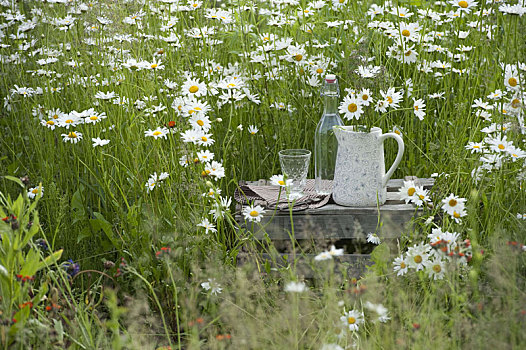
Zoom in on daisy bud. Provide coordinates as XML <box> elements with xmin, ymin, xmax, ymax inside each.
<box><xmin>19</xmin><ymin>176</ymin><xmax>30</xmax><ymax>186</ymax></box>
<box><xmin>11</xmin><ymin>220</ymin><xmax>19</xmax><ymax>231</ymax></box>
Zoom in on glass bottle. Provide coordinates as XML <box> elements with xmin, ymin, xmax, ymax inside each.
<box><xmin>315</xmin><ymin>74</ymin><xmax>344</xmax><ymax>195</ymax></box>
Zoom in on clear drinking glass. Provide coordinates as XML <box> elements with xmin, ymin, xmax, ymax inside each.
<box><xmin>278</xmin><ymin>149</ymin><xmax>311</xmax><ymax>197</ymax></box>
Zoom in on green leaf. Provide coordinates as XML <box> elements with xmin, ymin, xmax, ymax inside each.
<box><xmin>369</xmin><ymin>243</ymin><xmax>390</xmax><ymax>275</ymax></box>
<box><xmin>3</xmin><ymin>176</ymin><xmax>24</xmax><ymax>188</ymax></box>
<box><xmin>71</xmin><ymin>188</ymin><xmax>86</xmax><ymax>224</ymax></box>
<box><xmin>35</xmin><ymin>249</ymin><xmax>63</xmax><ymax>272</ymax></box>
<box><xmin>32</xmin><ymin>281</ymin><xmax>49</xmax><ymax>306</ymax></box>
<box><xmin>21</xmin><ymin>212</ymin><xmax>39</xmax><ymax>248</ymax></box>
<box><xmin>90</xmin><ymin>212</ymin><xmax>119</xmax><ymax>247</ymax></box>
<box><xmin>19</xmin><ymin>249</ymin><xmax>39</xmax><ymax>276</ymax></box>
<box><xmin>53</xmin><ymin>319</ymin><xmax>65</xmax><ymax>343</ymax></box>
<box><xmin>11</xmin><ymin>194</ymin><xmax>24</xmax><ymax>218</ymax></box>
<box><xmin>77</xmin><ymin>226</ymin><xmax>92</xmax><ymax>243</ymax></box>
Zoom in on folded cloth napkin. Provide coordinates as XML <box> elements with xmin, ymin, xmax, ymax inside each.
<box><xmin>234</xmin><ymin>179</ymin><xmax>332</xmax><ymax>211</ymax></box>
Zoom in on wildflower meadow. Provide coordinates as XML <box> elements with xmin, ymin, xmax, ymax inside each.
<box><xmin>1</xmin><ymin>0</ymin><xmax>525</xmax><ymax>348</ymax></box>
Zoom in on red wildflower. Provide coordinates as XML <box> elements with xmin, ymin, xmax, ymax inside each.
<box><xmin>19</xmin><ymin>301</ymin><xmax>33</xmax><ymax>309</ymax></box>
<box><xmin>155</xmin><ymin>247</ymin><xmax>172</xmax><ymax>258</ymax></box>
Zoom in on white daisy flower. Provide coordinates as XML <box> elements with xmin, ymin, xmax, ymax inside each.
<box><xmin>338</xmin><ymin>95</ymin><xmax>364</xmax><ymax>120</ymax></box>
<box><xmin>201</xmin><ymin>278</ymin><xmax>222</xmax><ymax>295</ymax></box>
<box><xmin>145</xmin><ymin>127</ymin><xmax>169</xmax><ymax>139</ymax></box>
<box><xmin>284</xmin><ymin>281</ymin><xmax>307</xmax><ymax>293</ymax></box>
<box><xmin>61</xmin><ymin>131</ymin><xmax>83</xmax><ymax>144</ymax></box>
<box><xmin>270</xmin><ymin>174</ymin><xmax>293</xmax><ymax>188</ymax></box>
<box><xmin>242</xmin><ymin>204</ymin><xmax>265</xmax><ymax>223</ymax></box>
<box><xmin>340</xmin><ymin>309</ymin><xmax>364</xmax><ymax>331</ymax></box>
<box><xmin>366</xmin><ymin>233</ymin><xmax>381</xmax><ymax>245</ymax></box>
<box><xmin>181</xmin><ymin>78</ymin><xmax>207</xmax><ymax>97</ymax></box>
<box><xmin>197</xmin><ymin>218</ymin><xmax>217</xmax><ymax>234</ymax></box>
<box><xmin>27</xmin><ymin>186</ymin><xmax>44</xmax><ymax>199</ymax></box>
<box><xmin>92</xmin><ymin>137</ymin><xmax>110</xmax><ymax>147</ymax></box>
<box><xmin>393</xmin><ymin>255</ymin><xmax>409</xmax><ymax>276</ymax></box>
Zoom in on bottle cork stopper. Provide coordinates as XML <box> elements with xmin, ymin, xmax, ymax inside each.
<box><xmin>325</xmin><ymin>74</ymin><xmax>336</xmax><ymax>83</ymax></box>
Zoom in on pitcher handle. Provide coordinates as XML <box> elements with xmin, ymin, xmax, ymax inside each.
<box><xmin>378</xmin><ymin>133</ymin><xmax>405</xmax><ymax>187</ymax></box>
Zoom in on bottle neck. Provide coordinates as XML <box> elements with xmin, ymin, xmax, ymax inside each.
<box><xmin>323</xmin><ymin>94</ymin><xmax>339</xmax><ymax>115</ymax></box>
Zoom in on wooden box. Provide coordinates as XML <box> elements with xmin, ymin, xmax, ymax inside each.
<box><xmin>235</xmin><ymin>177</ymin><xmax>434</xmax><ymax>277</ymax></box>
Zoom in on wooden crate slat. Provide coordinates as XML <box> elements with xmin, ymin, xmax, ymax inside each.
<box><xmin>244</xmin><ymin>253</ymin><xmax>374</xmax><ymax>278</ymax></box>
<box><xmin>238</xmin><ymin>208</ymin><xmax>415</xmax><ymax>240</ymax></box>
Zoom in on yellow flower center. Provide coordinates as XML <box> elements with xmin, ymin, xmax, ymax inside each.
<box><xmin>153</xmin><ymin>131</ymin><xmax>162</xmax><ymax>136</ymax></box>
<box><xmin>362</xmin><ymin>94</ymin><xmax>368</xmax><ymax>101</ymax></box>
<box><xmin>347</xmin><ymin>317</ymin><xmax>356</xmax><ymax>324</ymax></box>
<box><xmin>197</xmin><ymin>120</ymin><xmax>204</xmax><ymax>126</ymax></box>
<box><xmin>201</xmin><ymin>136</ymin><xmax>207</xmax><ymax>142</ymax></box>
<box><xmin>90</xmin><ymin>116</ymin><xmax>98</xmax><ymax>120</ymax></box>
<box><xmin>449</xmin><ymin>199</ymin><xmax>457</xmax><ymax>207</ymax></box>
<box><xmin>295</xmin><ymin>54</ymin><xmax>303</xmax><ymax>61</ymax></box>
<box><xmin>249</xmin><ymin>210</ymin><xmax>259</xmax><ymax>217</ymax></box>
<box><xmin>278</xmin><ymin>180</ymin><xmax>285</xmax><ymax>185</ymax></box>
<box><xmin>508</xmin><ymin>77</ymin><xmax>518</xmax><ymax>87</ymax></box>
<box><xmin>188</xmin><ymin>110</ymin><xmax>195</xmax><ymax>114</ymax></box>
<box><xmin>414</xmin><ymin>255</ymin><xmax>422</xmax><ymax>264</ymax></box>
<box><xmin>419</xmin><ymin>194</ymin><xmax>425</xmax><ymax>200</ymax></box>
<box><xmin>32</xmin><ymin>188</ymin><xmax>39</xmax><ymax>194</ymax></box>
<box><xmin>53</xmin><ymin>114</ymin><xmax>58</xmax><ymax>119</ymax></box>
<box><xmin>399</xmin><ymin>13</ymin><xmax>405</xmax><ymax>17</ymax></box>
<box><xmin>498</xmin><ymin>144</ymin><xmax>505</xmax><ymax>150</ymax></box>
<box><xmin>433</xmin><ymin>264</ymin><xmax>442</xmax><ymax>273</ymax></box>
<box><xmin>402</xmin><ymin>29</ymin><xmax>410</xmax><ymax>37</ymax></box>
<box><xmin>458</xmin><ymin>1</ymin><xmax>468</xmax><ymax>8</ymax></box>
<box><xmin>339</xmin><ymin>0</ymin><xmax>344</xmax><ymax>3</ymax></box>
<box><xmin>195</xmin><ymin>107</ymin><xmax>202</xmax><ymax>111</ymax></box>
<box><xmin>151</xmin><ymin>64</ymin><xmax>158</xmax><ymax>69</ymax></box>
<box><xmin>316</xmin><ymin>68</ymin><xmax>323</xmax><ymax>74</ymax></box>
<box><xmin>395</xmin><ymin>130</ymin><xmax>401</xmax><ymax>135</ymax></box>
<box><xmin>387</xmin><ymin>96</ymin><xmax>393</xmax><ymax>104</ymax></box>
<box><xmin>407</xmin><ymin>187</ymin><xmax>416</xmax><ymax>196</ymax></box>
<box><xmin>68</xmin><ymin>132</ymin><xmax>77</xmax><ymax>138</ymax></box>
<box><xmin>189</xmin><ymin>85</ymin><xmax>199</xmax><ymax>93</ymax></box>
<box><xmin>473</xmin><ymin>145</ymin><xmax>480</xmax><ymax>149</ymax></box>
<box><xmin>263</xmin><ymin>36</ymin><xmax>270</xmax><ymax>41</ymax></box>
<box><xmin>512</xmin><ymin>154</ymin><xmax>518</xmax><ymax>158</ymax></box>
<box><xmin>46</xmin><ymin>120</ymin><xmax>54</xmax><ymax>125</ymax></box>
<box><xmin>511</xmin><ymin>99</ymin><xmax>520</xmax><ymax>108</ymax></box>
<box><xmin>227</xmin><ymin>83</ymin><xmax>236</xmax><ymax>88</ymax></box>
<box><xmin>348</xmin><ymin>103</ymin><xmax>358</xmax><ymax>113</ymax></box>
<box><xmin>453</xmin><ymin>211</ymin><xmax>461</xmax><ymax>218</ymax></box>
<box><xmin>65</xmin><ymin>119</ymin><xmax>73</xmax><ymax>123</ymax></box>
<box><xmin>400</xmin><ymin>262</ymin><xmax>406</xmax><ymax>268</ymax></box>
<box><xmin>405</xmin><ymin>50</ymin><xmax>412</xmax><ymax>57</ymax></box>
<box><xmin>414</xmin><ymin>105</ymin><xmax>419</xmax><ymax>111</ymax></box>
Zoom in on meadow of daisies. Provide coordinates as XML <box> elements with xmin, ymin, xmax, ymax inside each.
<box><xmin>1</xmin><ymin>0</ymin><xmax>525</xmax><ymax>348</ymax></box>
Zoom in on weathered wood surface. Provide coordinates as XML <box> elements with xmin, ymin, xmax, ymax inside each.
<box><xmin>236</xmin><ymin>177</ymin><xmax>434</xmax><ymax>240</ymax></box>
<box><xmin>238</xmin><ymin>252</ymin><xmax>374</xmax><ymax>278</ymax></box>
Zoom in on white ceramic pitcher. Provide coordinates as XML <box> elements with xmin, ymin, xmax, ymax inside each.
<box><xmin>332</xmin><ymin>126</ymin><xmax>404</xmax><ymax>206</ymax></box>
